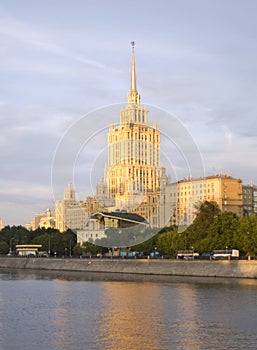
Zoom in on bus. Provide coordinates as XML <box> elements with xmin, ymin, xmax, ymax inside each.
<box><xmin>212</xmin><ymin>249</ymin><xmax>239</xmax><ymax>260</ymax></box>
<box><xmin>15</xmin><ymin>244</ymin><xmax>42</xmax><ymax>257</ymax></box>
<box><xmin>177</xmin><ymin>250</ymin><xmax>199</xmax><ymax>260</ymax></box>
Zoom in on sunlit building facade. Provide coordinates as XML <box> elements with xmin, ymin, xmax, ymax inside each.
<box><xmin>55</xmin><ymin>183</ymin><xmax>87</xmax><ymax>232</ymax></box>
<box><xmin>25</xmin><ymin>208</ymin><xmax>55</xmax><ymax>231</ymax></box>
<box><xmin>165</xmin><ymin>175</ymin><xmax>243</xmax><ymax>226</ymax></box>
<box><xmin>102</xmin><ymin>42</ymin><xmax>169</xmax><ymax>227</ymax></box>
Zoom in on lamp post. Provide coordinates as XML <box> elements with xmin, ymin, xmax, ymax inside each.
<box><xmin>9</xmin><ymin>237</ymin><xmax>15</xmax><ymax>255</ymax></box>
<box><xmin>69</xmin><ymin>239</ymin><xmax>72</xmax><ymax>258</ymax></box>
<box><xmin>226</xmin><ymin>246</ymin><xmax>229</xmax><ymax>260</ymax></box>
<box><xmin>191</xmin><ymin>246</ymin><xmax>194</xmax><ymax>260</ymax></box>
<box><xmin>184</xmin><ymin>234</ymin><xmax>187</xmax><ymax>250</ymax></box>
<box><xmin>48</xmin><ymin>236</ymin><xmax>51</xmax><ymax>257</ymax></box>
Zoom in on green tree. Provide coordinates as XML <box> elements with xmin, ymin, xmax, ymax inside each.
<box><xmin>0</xmin><ymin>241</ymin><xmax>9</xmax><ymax>255</ymax></box>
<box><xmin>184</xmin><ymin>201</ymin><xmax>221</xmax><ymax>251</ymax></box>
<box><xmin>0</xmin><ymin>225</ymin><xmax>30</xmax><ymax>246</ymax></box>
<box><xmin>206</xmin><ymin>211</ymin><xmax>239</xmax><ymax>251</ymax></box>
<box><xmin>156</xmin><ymin>228</ymin><xmax>179</xmax><ymax>257</ymax></box>
<box><xmin>131</xmin><ymin>236</ymin><xmax>156</xmax><ymax>255</ymax></box>
<box><xmin>73</xmin><ymin>241</ymin><xmax>103</xmax><ymax>257</ymax></box>
<box><xmin>236</xmin><ymin>215</ymin><xmax>257</xmax><ymax>257</ymax></box>
<box><xmin>32</xmin><ymin>230</ymin><xmax>76</xmax><ymax>256</ymax></box>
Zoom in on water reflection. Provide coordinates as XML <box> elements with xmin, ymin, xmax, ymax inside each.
<box><xmin>97</xmin><ymin>282</ymin><xmax>163</xmax><ymax>349</ymax></box>
<box><xmin>0</xmin><ymin>269</ymin><xmax>257</xmax><ymax>350</ymax></box>
<box><xmin>2</xmin><ymin>268</ymin><xmax>257</xmax><ymax>286</ymax></box>
<box><xmin>170</xmin><ymin>284</ymin><xmax>201</xmax><ymax>350</ymax></box>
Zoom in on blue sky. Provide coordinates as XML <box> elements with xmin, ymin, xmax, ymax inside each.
<box><xmin>1</xmin><ymin>0</ymin><xmax>257</xmax><ymax>225</ymax></box>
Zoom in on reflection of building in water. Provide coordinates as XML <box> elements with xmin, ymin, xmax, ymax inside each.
<box><xmin>97</xmin><ymin>282</ymin><xmax>162</xmax><ymax>349</ymax></box>
<box><xmin>55</xmin><ymin>182</ymin><xmax>87</xmax><ymax>232</ymax></box>
<box><xmin>172</xmin><ymin>284</ymin><xmax>201</xmax><ymax>350</ymax></box>
<box><xmin>96</xmin><ymin>42</ymin><xmax>169</xmax><ymax>228</ymax></box>
<box><xmin>51</xmin><ymin>281</ymin><xmax>78</xmax><ymax>349</ymax></box>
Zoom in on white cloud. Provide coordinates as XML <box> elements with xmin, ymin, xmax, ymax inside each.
<box><xmin>0</xmin><ymin>15</ymin><xmax>120</xmax><ymax>74</ymax></box>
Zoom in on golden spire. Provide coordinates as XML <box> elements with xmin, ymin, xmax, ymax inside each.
<box><xmin>130</xmin><ymin>41</ymin><xmax>136</xmax><ymax>91</ymax></box>
<box><xmin>127</xmin><ymin>41</ymin><xmax>140</xmax><ymax>104</ymax></box>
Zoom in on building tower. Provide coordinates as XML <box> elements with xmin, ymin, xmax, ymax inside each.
<box><xmin>104</xmin><ymin>42</ymin><xmax>167</xmax><ymax>226</ymax></box>
<box><xmin>55</xmin><ymin>182</ymin><xmax>87</xmax><ymax>232</ymax></box>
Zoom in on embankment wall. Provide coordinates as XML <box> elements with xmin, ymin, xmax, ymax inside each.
<box><xmin>1</xmin><ymin>257</ymin><xmax>257</xmax><ymax>279</ymax></box>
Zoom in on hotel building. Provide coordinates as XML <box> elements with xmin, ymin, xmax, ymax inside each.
<box><xmin>99</xmin><ymin>42</ymin><xmax>169</xmax><ymax>227</ymax></box>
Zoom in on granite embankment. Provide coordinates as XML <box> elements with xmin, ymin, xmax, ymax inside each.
<box><xmin>1</xmin><ymin>257</ymin><xmax>257</xmax><ymax>279</ymax></box>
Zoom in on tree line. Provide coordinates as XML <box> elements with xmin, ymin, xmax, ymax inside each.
<box><xmin>0</xmin><ymin>227</ymin><xmax>77</xmax><ymax>256</ymax></box>
<box><xmin>146</xmin><ymin>201</ymin><xmax>257</xmax><ymax>258</ymax></box>
<box><xmin>0</xmin><ymin>201</ymin><xmax>257</xmax><ymax>258</ymax></box>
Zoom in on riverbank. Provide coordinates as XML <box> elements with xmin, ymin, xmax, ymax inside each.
<box><xmin>1</xmin><ymin>257</ymin><xmax>257</xmax><ymax>279</ymax></box>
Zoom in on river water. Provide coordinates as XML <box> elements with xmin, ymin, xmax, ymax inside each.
<box><xmin>0</xmin><ymin>269</ymin><xmax>256</xmax><ymax>350</ymax></box>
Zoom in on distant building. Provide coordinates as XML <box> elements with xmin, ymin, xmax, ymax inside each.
<box><xmin>164</xmin><ymin>175</ymin><xmax>243</xmax><ymax>226</ymax></box>
<box><xmin>25</xmin><ymin>208</ymin><xmax>55</xmax><ymax>230</ymax></box>
<box><xmin>0</xmin><ymin>218</ymin><xmax>3</xmax><ymax>231</ymax></box>
<box><xmin>55</xmin><ymin>183</ymin><xmax>87</xmax><ymax>232</ymax></box>
<box><xmin>76</xmin><ymin>217</ymin><xmax>106</xmax><ymax>245</ymax></box>
<box><xmin>83</xmin><ymin>195</ymin><xmax>105</xmax><ymax>216</ymax></box>
<box><xmin>77</xmin><ymin>210</ymin><xmax>148</xmax><ymax>245</ymax></box>
<box><xmin>242</xmin><ymin>184</ymin><xmax>257</xmax><ymax>215</ymax></box>
<box><xmin>38</xmin><ymin>209</ymin><xmax>55</xmax><ymax>229</ymax></box>
<box><xmin>95</xmin><ymin>178</ymin><xmax>114</xmax><ymax>208</ymax></box>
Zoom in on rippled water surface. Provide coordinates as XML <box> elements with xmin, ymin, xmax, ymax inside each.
<box><xmin>0</xmin><ymin>269</ymin><xmax>257</xmax><ymax>350</ymax></box>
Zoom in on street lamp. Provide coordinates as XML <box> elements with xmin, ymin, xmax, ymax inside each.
<box><xmin>9</xmin><ymin>237</ymin><xmax>15</xmax><ymax>255</ymax></box>
<box><xmin>226</xmin><ymin>246</ymin><xmax>229</xmax><ymax>260</ymax></box>
<box><xmin>48</xmin><ymin>236</ymin><xmax>51</xmax><ymax>257</ymax></box>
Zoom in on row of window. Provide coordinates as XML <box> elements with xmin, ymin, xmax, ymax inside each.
<box><xmin>177</xmin><ymin>195</ymin><xmax>215</xmax><ymax>202</ymax></box>
<box><xmin>170</xmin><ymin>188</ymin><xmax>216</xmax><ymax>196</ymax></box>
<box><xmin>180</xmin><ymin>182</ymin><xmax>215</xmax><ymax>190</ymax></box>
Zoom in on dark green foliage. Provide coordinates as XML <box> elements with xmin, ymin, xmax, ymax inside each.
<box><xmin>186</xmin><ymin>201</ymin><xmax>221</xmax><ymax>241</ymax></box>
<box><xmin>154</xmin><ymin>201</ymin><xmax>257</xmax><ymax>257</ymax></box>
<box><xmin>206</xmin><ymin>212</ymin><xmax>239</xmax><ymax>250</ymax></box>
<box><xmin>131</xmin><ymin>236</ymin><xmax>157</xmax><ymax>255</ymax></box>
<box><xmin>0</xmin><ymin>241</ymin><xmax>9</xmax><ymax>255</ymax></box>
<box><xmin>0</xmin><ymin>226</ymin><xmax>76</xmax><ymax>256</ymax></box>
